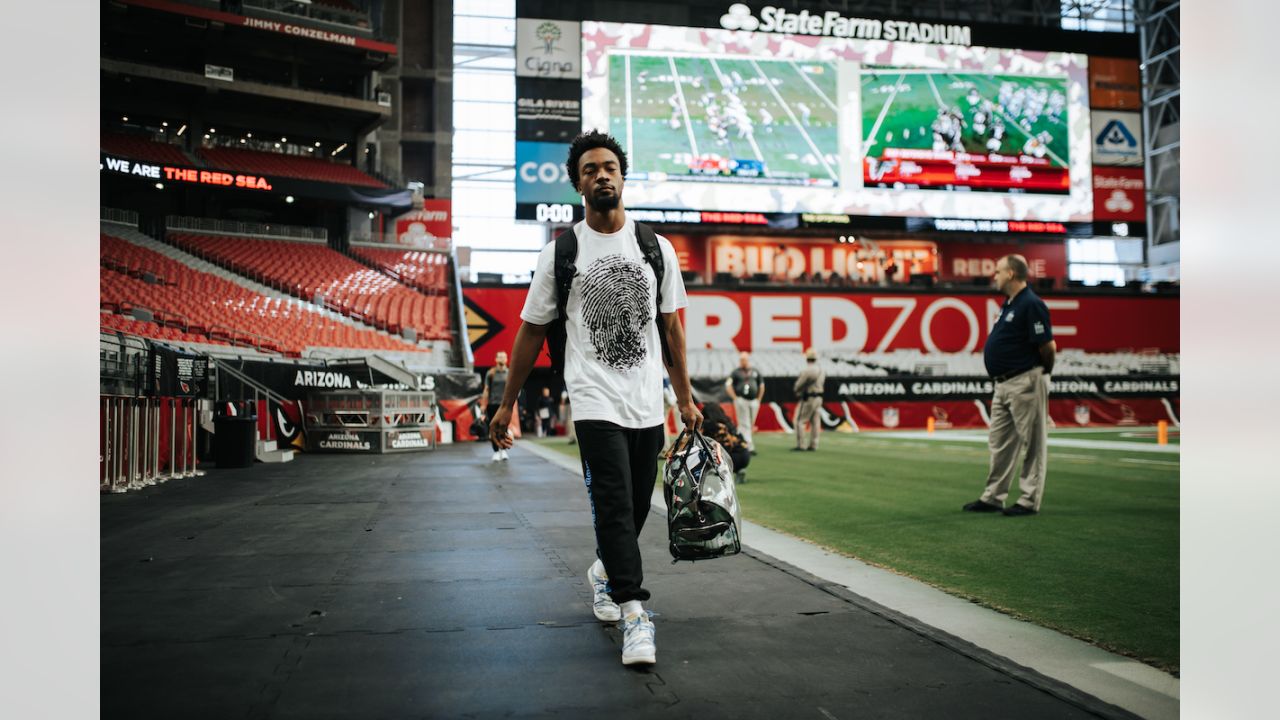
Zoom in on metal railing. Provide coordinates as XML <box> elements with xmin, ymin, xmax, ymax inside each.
<box><xmin>165</xmin><ymin>215</ymin><xmax>328</xmax><ymax>242</ymax></box>
<box><xmin>101</xmin><ymin>207</ymin><xmax>139</xmax><ymax>227</ymax></box>
<box><xmin>241</xmin><ymin>0</ymin><xmax>378</xmax><ymax>35</ymax></box>
<box><xmin>101</xmin><ymin>396</ymin><xmax>203</xmax><ymax>493</ymax></box>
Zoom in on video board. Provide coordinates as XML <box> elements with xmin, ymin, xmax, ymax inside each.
<box><xmin>579</xmin><ymin>19</ymin><xmax>1094</xmax><ymax>222</ymax></box>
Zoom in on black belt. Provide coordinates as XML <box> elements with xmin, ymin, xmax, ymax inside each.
<box><xmin>802</xmin><ymin>393</ymin><xmax>823</xmax><ymax>399</ymax></box>
<box><xmin>992</xmin><ymin>367</ymin><xmax>1035</xmax><ymax>384</ymax></box>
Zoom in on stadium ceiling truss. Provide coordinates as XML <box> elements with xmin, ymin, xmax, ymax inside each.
<box><xmin>1136</xmin><ymin>0</ymin><xmax>1179</xmax><ymax>248</ymax></box>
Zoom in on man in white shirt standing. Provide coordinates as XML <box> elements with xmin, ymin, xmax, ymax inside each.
<box><xmin>489</xmin><ymin>130</ymin><xmax>702</xmax><ymax>667</ymax></box>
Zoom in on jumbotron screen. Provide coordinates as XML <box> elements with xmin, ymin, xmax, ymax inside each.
<box><xmin>581</xmin><ymin>21</ymin><xmax>1093</xmax><ymax>221</ymax></box>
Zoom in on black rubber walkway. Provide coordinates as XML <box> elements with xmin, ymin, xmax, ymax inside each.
<box><xmin>102</xmin><ymin>442</ymin><xmax>1137</xmax><ymax>719</ymax></box>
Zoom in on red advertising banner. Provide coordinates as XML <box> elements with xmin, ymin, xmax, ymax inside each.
<box><xmin>395</xmin><ymin>200</ymin><xmax>452</xmax><ymax>249</ymax></box>
<box><xmin>662</xmin><ymin>233</ymin><xmax>707</xmax><ymax>275</ymax></box>
<box><xmin>938</xmin><ymin>242</ymin><xmax>1068</xmax><ymax>282</ymax></box>
<box><xmin>462</xmin><ymin>287</ymin><xmax>1179</xmax><ymax>366</ymax></box>
<box><xmin>706</xmin><ymin>237</ymin><xmax>938</xmax><ymax>283</ymax></box>
<box><xmin>1092</xmin><ymin>167</ymin><xmax>1147</xmax><ymax>222</ymax></box>
<box><xmin>865</xmin><ymin>150</ymin><xmax>1070</xmax><ymax>193</ymax></box>
<box><xmin>118</xmin><ymin>0</ymin><xmax>398</xmax><ymax>55</ymax></box>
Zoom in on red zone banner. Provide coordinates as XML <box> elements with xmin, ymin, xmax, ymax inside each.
<box><xmin>865</xmin><ymin>148</ymin><xmax>1069</xmax><ymax>192</ymax></box>
<box><xmin>464</xmin><ymin>287</ymin><xmax>1178</xmax><ymax>365</ymax></box>
<box><xmin>461</xmin><ymin>287</ymin><xmax>1178</xmax><ymax>432</ymax></box>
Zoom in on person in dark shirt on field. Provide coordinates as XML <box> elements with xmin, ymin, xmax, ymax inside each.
<box><xmin>963</xmin><ymin>254</ymin><xmax>1055</xmax><ymax>517</ymax></box>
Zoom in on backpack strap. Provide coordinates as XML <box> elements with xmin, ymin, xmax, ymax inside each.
<box><xmin>553</xmin><ymin>227</ymin><xmax>578</xmax><ymax>321</ymax></box>
<box><xmin>546</xmin><ymin>227</ymin><xmax>578</xmax><ymax>377</ymax></box>
<box><xmin>635</xmin><ymin>221</ymin><xmax>674</xmax><ymax>367</ymax></box>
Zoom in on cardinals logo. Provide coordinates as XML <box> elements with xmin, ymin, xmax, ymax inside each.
<box><xmin>1118</xmin><ymin>403</ymin><xmax>1138</xmax><ymax>426</ymax></box>
<box><xmin>272</xmin><ymin>400</ymin><xmax>306</xmax><ymax>450</ymax></box>
<box><xmin>931</xmin><ymin>406</ymin><xmax>952</xmax><ymax>429</ymax></box>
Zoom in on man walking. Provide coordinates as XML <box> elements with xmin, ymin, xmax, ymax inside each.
<box><xmin>479</xmin><ymin>351</ymin><xmax>511</xmax><ymax>462</ymax></box>
<box><xmin>489</xmin><ymin>130</ymin><xmax>702</xmax><ymax>666</ymax></box>
<box><xmin>791</xmin><ymin>348</ymin><xmax>825</xmax><ymax>451</ymax></box>
<box><xmin>726</xmin><ymin>351</ymin><xmax>764</xmax><ymax>454</ymax></box>
<box><xmin>963</xmin><ymin>254</ymin><xmax>1055</xmax><ymax>517</ymax></box>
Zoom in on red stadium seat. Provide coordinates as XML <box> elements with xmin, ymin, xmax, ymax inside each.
<box><xmin>100</xmin><ymin>233</ymin><xmax>431</xmax><ymax>354</ymax></box>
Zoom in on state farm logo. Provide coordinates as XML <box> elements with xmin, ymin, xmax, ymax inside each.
<box><xmin>721</xmin><ymin>4</ymin><xmax>760</xmax><ymax>30</ymax></box>
<box><xmin>1103</xmin><ymin>190</ymin><xmax>1134</xmax><ymax>214</ymax></box>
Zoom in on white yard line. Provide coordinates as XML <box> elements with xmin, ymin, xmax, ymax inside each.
<box><xmin>877</xmin><ymin>430</ymin><xmax>1181</xmax><ymax>454</ymax></box>
<box><xmin>668</xmin><ymin>56</ymin><xmax>700</xmax><ymax>158</ymax></box>
<box><xmin>749</xmin><ymin>58</ymin><xmax>838</xmax><ymax>182</ymax></box>
<box><xmin>863</xmin><ymin>72</ymin><xmax>906</xmax><ymax>149</ymax></box>
<box><xmin>708</xmin><ymin>58</ymin><xmax>767</xmax><ymax>165</ymax></box>
<box><xmin>788</xmin><ymin>60</ymin><xmax>837</xmax><ymax>113</ymax></box>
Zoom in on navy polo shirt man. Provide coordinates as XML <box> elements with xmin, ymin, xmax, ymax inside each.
<box><xmin>964</xmin><ymin>254</ymin><xmax>1056</xmax><ymax>517</ymax></box>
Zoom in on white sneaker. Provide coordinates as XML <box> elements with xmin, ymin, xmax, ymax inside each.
<box><xmin>621</xmin><ymin>613</ymin><xmax>656</xmax><ymax>666</ymax></box>
<box><xmin>491</xmin><ymin>450</ymin><xmax>502</xmax><ymax>462</ymax></box>
<box><xmin>587</xmin><ymin>560</ymin><xmax>620</xmax><ymax>622</ymax></box>
<box><xmin>500</xmin><ymin>449</ymin><xmax>509</xmax><ymax>461</ymax></box>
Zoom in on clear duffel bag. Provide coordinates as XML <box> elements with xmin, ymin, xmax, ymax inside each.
<box><xmin>663</xmin><ymin>428</ymin><xmax>743</xmax><ymax>562</ymax></box>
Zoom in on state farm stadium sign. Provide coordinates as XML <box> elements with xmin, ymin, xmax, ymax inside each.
<box><xmin>719</xmin><ymin>4</ymin><xmax>972</xmax><ymax>45</ymax></box>
<box><xmin>102</xmin><ymin>156</ymin><xmax>274</xmax><ymax>191</ymax></box>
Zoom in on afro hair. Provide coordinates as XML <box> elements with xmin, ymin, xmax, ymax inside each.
<box><xmin>565</xmin><ymin>130</ymin><xmax>628</xmax><ymax>190</ymax></box>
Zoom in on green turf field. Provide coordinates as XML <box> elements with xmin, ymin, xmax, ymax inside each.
<box><xmin>608</xmin><ymin>53</ymin><xmax>840</xmax><ymax>183</ymax></box>
<box><xmin>861</xmin><ymin>70</ymin><xmax>1070</xmax><ymax>166</ymax></box>
<box><xmin>530</xmin><ymin>428</ymin><xmax>1178</xmax><ymax>671</ymax></box>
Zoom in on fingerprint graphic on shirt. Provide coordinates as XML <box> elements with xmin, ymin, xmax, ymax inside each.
<box><xmin>580</xmin><ymin>254</ymin><xmax>651</xmax><ymax>372</ymax></box>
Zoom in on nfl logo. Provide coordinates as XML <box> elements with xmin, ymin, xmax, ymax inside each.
<box><xmin>882</xmin><ymin>407</ymin><xmax>900</xmax><ymax>428</ymax></box>
<box><xmin>1074</xmin><ymin>405</ymin><xmax>1091</xmax><ymax>425</ymax></box>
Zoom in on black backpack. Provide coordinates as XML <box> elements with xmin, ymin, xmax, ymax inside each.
<box><xmin>546</xmin><ymin>221</ymin><xmax>673</xmax><ymax>378</ymax></box>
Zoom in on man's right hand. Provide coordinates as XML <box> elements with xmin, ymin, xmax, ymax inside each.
<box><xmin>489</xmin><ymin>405</ymin><xmax>514</xmax><ymax>449</ymax></box>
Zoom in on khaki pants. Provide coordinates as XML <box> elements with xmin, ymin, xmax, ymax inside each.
<box><xmin>793</xmin><ymin>397</ymin><xmax>823</xmax><ymax>450</ymax></box>
<box><xmin>981</xmin><ymin>368</ymin><xmax>1049</xmax><ymax>510</ymax></box>
<box><xmin>732</xmin><ymin>397</ymin><xmax>760</xmax><ymax>450</ymax></box>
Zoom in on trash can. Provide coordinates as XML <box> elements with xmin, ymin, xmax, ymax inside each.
<box><xmin>213</xmin><ymin>400</ymin><xmax>256</xmax><ymax>468</ymax></box>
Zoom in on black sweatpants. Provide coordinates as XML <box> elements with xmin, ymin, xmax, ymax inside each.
<box><xmin>575</xmin><ymin>420</ymin><xmax>665</xmax><ymax>604</ymax></box>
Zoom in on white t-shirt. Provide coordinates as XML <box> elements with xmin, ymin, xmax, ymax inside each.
<box><xmin>521</xmin><ymin>216</ymin><xmax>688</xmax><ymax>429</ymax></box>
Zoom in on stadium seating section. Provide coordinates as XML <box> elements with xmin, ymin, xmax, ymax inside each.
<box><xmin>167</xmin><ymin>233</ymin><xmax>451</xmax><ymax>341</ymax></box>
<box><xmin>100</xmin><ymin>234</ymin><xmax>426</xmax><ymax>356</ymax></box>
<box><xmin>349</xmin><ymin>245</ymin><xmax>451</xmax><ymax>295</ymax></box>
<box><xmin>101</xmin><ymin>132</ymin><xmax>191</xmax><ymax>166</ymax></box>
<box><xmin>198</xmin><ymin>146</ymin><xmax>386</xmax><ymax>187</ymax></box>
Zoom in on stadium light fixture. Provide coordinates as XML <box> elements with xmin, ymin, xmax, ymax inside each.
<box><xmin>274</xmin><ymin>143</ymin><xmax>282</xmax><ymax>148</ymax></box>
<box><xmin>281</xmin><ymin>137</ymin><xmax>288</xmax><ymax>142</ymax></box>
<box><xmin>285</xmin><ymin>196</ymin><xmax>295</xmax><ymax>203</ymax></box>
<box><xmin>122</xmin><ymin>116</ymin><xmax>128</xmax><ymax>122</ymax></box>
<box><xmin>176</xmin><ymin>124</ymin><xmax>186</xmax><ymax>136</ymax></box>
<box><xmin>314</xmin><ymin>141</ymin><xmax>321</xmax><ymax>147</ymax></box>
<box><xmin>155</xmin><ymin>183</ymin><xmax>164</xmax><ymax>190</ymax></box>
<box><xmin>161</xmin><ymin>121</ymin><xmax>168</xmax><ymax>127</ymax></box>
<box><xmin>204</xmin><ymin>134</ymin><xmax>210</xmax><ymax>139</ymax></box>
<box><xmin>208</xmin><ymin>128</ymin><xmax>216</xmax><ymax>133</ymax></box>
<box><xmin>240</xmin><ymin>138</ymin><xmax>247</xmax><ymax>144</ymax></box>
<box><xmin>332</xmin><ymin>143</ymin><xmax>348</xmax><ymax>157</ymax></box>
<box><xmin>368</xmin><ymin>212</ymin><xmax>375</xmax><ymax>219</ymax></box>
<box><xmin>246</xmin><ymin>132</ymin><xmax>252</xmax><ymax>138</ymax></box>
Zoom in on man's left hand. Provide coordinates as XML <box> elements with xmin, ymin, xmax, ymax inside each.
<box><xmin>679</xmin><ymin>401</ymin><xmax>703</xmax><ymax>433</ymax></box>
